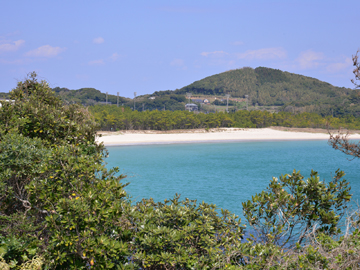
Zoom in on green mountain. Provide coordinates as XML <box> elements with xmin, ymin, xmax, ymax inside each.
<box><xmin>175</xmin><ymin>67</ymin><xmax>360</xmax><ymax>116</ymax></box>
<box><xmin>52</xmin><ymin>87</ymin><xmax>186</xmax><ymax>111</ymax></box>
<box><xmin>0</xmin><ymin>92</ymin><xmax>10</xmax><ymax>99</ymax></box>
<box><xmin>52</xmin><ymin>87</ymin><xmax>130</xmax><ymax>106</ymax></box>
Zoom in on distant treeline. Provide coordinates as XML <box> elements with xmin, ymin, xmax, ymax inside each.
<box><xmin>90</xmin><ymin>105</ymin><xmax>360</xmax><ymax>131</ymax></box>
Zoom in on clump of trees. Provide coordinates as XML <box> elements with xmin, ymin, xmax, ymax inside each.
<box><xmin>90</xmin><ymin>104</ymin><xmax>360</xmax><ymax>131</ymax></box>
<box><xmin>0</xmin><ymin>74</ymin><xmax>243</xmax><ymax>269</ymax></box>
<box><xmin>1</xmin><ymin>73</ymin><xmax>360</xmax><ymax>269</ymax></box>
<box><xmin>0</xmin><ymin>73</ymin><xmax>131</xmax><ymax>269</ymax></box>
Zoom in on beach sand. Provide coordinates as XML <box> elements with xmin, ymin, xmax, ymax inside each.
<box><xmin>96</xmin><ymin>127</ymin><xmax>360</xmax><ymax>146</ymax></box>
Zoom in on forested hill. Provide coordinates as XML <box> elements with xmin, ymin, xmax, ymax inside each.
<box><xmin>2</xmin><ymin>66</ymin><xmax>360</xmax><ymax>116</ymax></box>
<box><xmin>52</xmin><ymin>87</ymin><xmax>130</xmax><ymax>106</ymax></box>
<box><xmin>176</xmin><ymin>67</ymin><xmax>360</xmax><ymax>116</ymax></box>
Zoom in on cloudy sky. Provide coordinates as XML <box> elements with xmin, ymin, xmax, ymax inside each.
<box><xmin>1</xmin><ymin>0</ymin><xmax>359</xmax><ymax>97</ymax></box>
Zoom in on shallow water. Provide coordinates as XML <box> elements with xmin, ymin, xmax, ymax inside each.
<box><xmin>106</xmin><ymin>140</ymin><xmax>360</xmax><ymax>220</ymax></box>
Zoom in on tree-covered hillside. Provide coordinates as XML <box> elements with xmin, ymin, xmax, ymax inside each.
<box><xmin>176</xmin><ymin>67</ymin><xmax>360</xmax><ymax>116</ymax></box>
<box><xmin>3</xmin><ymin>66</ymin><xmax>360</xmax><ymax>116</ymax></box>
<box><xmin>0</xmin><ymin>92</ymin><xmax>10</xmax><ymax>99</ymax></box>
<box><xmin>52</xmin><ymin>87</ymin><xmax>187</xmax><ymax>111</ymax></box>
<box><xmin>53</xmin><ymin>87</ymin><xmax>130</xmax><ymax>106</ymax></box>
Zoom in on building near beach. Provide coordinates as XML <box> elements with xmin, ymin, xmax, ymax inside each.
<box><xmin>185</xmin><ymin>103</ymin><xmax>198</xmax><ymax>112</ymax></box>
<box><xmin>0</xmin><ymin>99</ymin><xmax>14</xmax><ymax>108</ymax></box>
<box><xmin>192</xmin><ymin>98</ymin><xmax>203</xmax><ymax>103</ymax></box>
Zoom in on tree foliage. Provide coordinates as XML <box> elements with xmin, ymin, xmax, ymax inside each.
<box><xmin>0</xmin><ymin>73</ymin><xmax>130</xmax><ymax>269</ymax></box>
<box><xmin>242</xmin><ymin>170</ymin><xmax>352</xmax><ymax>247</ymax></box>
<box><xmin>53</xmin><ymin>87</ymin><xmax>130</xmax><ymax>106</ymax></box>
<box><xmin>351</xmin><ymin>49</ymin><xmax>360</xmax><ymax>89</ymax></box>
<box><xmin>329</xmin><ymin>49</ymin><xmax>360</xmax><ymax>159</ymax></box>
<box><xmin>90</xmin><ymin>104</ymin><xmax>360</xmax><ymax>131</ymax></box>
<box><xmin>127</xmin><ymin>195</ymin><xmax>244</xmax><ymax>269</ymax></box>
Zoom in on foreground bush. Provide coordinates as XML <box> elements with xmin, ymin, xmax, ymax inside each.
<box><xmin>0</xmin><ymin>73</ymin><xmax>130</xmax><ymax>269</ymax></box>
<box><xmin>127</xmin><ymin>195</ymin><xmax>244</xmax><ymax>269</ymax></box>
<box><xmin>243</xmin><ymin>169</ymin><xmax>352</xmax><ymax>248</ymax></box>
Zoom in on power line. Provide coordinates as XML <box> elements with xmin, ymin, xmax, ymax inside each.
<box><xmin>225</xmin><ymin>94</ymin><xmax>230</xmax><ymax>113</ymax></box>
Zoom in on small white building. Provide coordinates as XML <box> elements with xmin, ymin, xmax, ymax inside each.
<box><xmin>0</xmin><ymin>99</ymin><xmax>14</xmax><ymax>108</ymax></box>
<box><xmin>185</xmin><ymin>103</ymin><xmax>198</xmax><ymax>112</ymax></box>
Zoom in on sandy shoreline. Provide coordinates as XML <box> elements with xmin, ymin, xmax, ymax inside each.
<box><xmin>96</xmin><ymin>127</ymin><xmax>360</xmax><ymax>146</ymax></box>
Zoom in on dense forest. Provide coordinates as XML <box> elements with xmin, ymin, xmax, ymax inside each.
<box><xmin>52</xmin><ymin>87</ymin><xmax>187</xmax><ymax>111</ymax></box>
<box><xmin>52</xmin><ymin>87</ymin><xmax>130</xmax><ymax>106</ymax></box>
<box><xmin>90</xmin><ymin>104</ymin><xmax>360</xmax><ymax>131</ymax></box>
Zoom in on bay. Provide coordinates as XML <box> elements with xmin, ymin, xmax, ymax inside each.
<box><xmin>105</xmin><ymin>140</ymin><xmax>360</xmax><ymax>220</ymax></box>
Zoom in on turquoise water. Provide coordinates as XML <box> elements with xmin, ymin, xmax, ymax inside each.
<box><xmin>106</xmin><ymin>140</ymin><xmax>360</xmax><ymax>220</ymax></box>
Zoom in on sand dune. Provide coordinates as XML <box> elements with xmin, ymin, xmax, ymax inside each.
<box><xmin>96</xmin><ymin>128</ymin><xmax>360</xmax><ymax>146</ymax></box>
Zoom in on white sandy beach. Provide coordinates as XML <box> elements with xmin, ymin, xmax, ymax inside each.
<box><xmin>96</xmin><ymin>128</ymin><xmax>360</xmax><ymax>146</ymax></box>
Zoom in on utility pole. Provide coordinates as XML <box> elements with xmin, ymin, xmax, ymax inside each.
<box><xmin>106</xmin><ymin>92</ymin><xmax>108</xmax><ymax>105</ymax></box>
<box><xmin>117</xmin><ymin>92</ymin><xmax>119</xmax><ymax>107</ymax></box>
<box><xmin>186</xmin><ymin>93</ymin><xmax>192</xmax><ymax>104</ymax></box>
<box><xmin>245</xmin><ymin>95</ymin><xmax>249</xmax><ymax>111</ymax></box>
<box><xmin>163</xmin><ymin>105</ymin><xmax>165</xmax><ymax>111</ymax></box>
<box><xmin>225</xmin><ymin>94</ymin><xmax>230</xmax><ymax>113</ymax></box>
<box><xmin>143</xmin><ymin>103</ymin><xmax>145</xmax><ymax>111</ymax></box>
<box><xmin>186</xmin><ymin>93</ymin><xmax>192</xmax><ymax>112</ymax></box>
<box><xmin>133</xmin><ymin>92</ymin><xmax>137</xmax><ymax>110</ymax></box>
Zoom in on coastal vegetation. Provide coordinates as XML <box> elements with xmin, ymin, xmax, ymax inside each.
<box><xmin>90</xmin><ymin>104</ymin><xmax>360</xmax><ymax>131</ymax></box>
<box><xmin>1</xmin><ymin>71</ymin><xmax>360</xmax><ymax>269</ymax></box>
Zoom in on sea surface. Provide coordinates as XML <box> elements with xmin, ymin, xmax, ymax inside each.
<box><xmin>105</xmin><ymin>140</ymin><xmax>360</xmax><ymax>221</ymax></box>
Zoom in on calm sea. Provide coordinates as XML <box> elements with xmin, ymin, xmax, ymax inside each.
<box><xmin>106</xmin><ymin>140</ymin><xmax>360</xmax><ymax>221</ymax></box>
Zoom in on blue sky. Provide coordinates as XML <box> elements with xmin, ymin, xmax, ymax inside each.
<box><xmin>1</xmin><ymin>0</ymin><xmax>359</xmax><ymax>98</ymax></box>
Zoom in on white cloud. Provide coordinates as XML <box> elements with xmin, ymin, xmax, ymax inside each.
<box><xmin>25</xmin><ymin>45</ymin><xmax>66</xmax><ymax>57</ymax></box>
<box><xmin>231</xmin><ymin>41</ymin><xmax>244</xmax><ymax>46</ymax></box>
<box><xmin>326</xmin><ymin>57</ymin><xmax>352</xmax><ymax>73</ymax></box>
<box><xmin>109</xmin><ymin>53</ymin><xmax>120</xmax><ymax>61</ymax></box>
<box><xmin>237</xmin><ymin>47</ymin><xmax>287</xmax><ymax>60</ymax></box>
<box><xmin>170</xmin><ymin>58</ymin><xmax>187</xmax><ymax>70</ymax></box>
<box><xmin>93</xmin><ymin>37</ymin><xmax>104</xmax><ymax>44</ymax></box>
<box><xmin>201</xmin><ymin>51</ymin><xmax>228</xmax><ymax>57</ymax></box>
<box><xmin>296</xmin><ymin>50</ymin><xmax>324</xmax><ymax>69</ymax></box>
<box><xmin>170</xmin><ymin>58</ymin><xmax>184</xmax><ymax>66</ymax></box>
<box><xmin>88</xmin><ymin>59</ymin><xmax>104</xmax><ymax>65</ymax></box>
<box><xmin>0</xmin><ymin>40</ymin><xmax>25</xmax><ymax>53</ymax></box>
